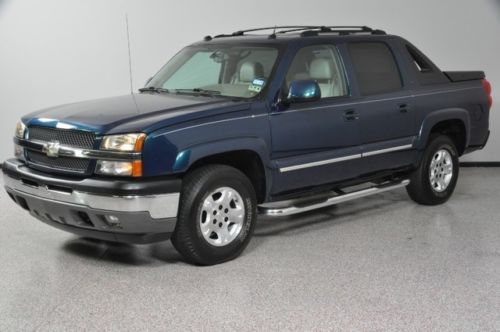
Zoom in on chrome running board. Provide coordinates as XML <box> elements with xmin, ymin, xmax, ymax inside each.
<box><xmin>259</xmin><ymin>179</ymin><xmax>410</xmax><ymax>217</ymax></box>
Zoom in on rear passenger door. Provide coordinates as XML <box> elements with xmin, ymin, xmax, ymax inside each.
<box><xmin>346</xmin><ymin>42</ymin><xmax>417</xmax><ymax>173</ymax></box>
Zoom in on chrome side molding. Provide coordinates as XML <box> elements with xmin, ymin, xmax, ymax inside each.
<box><xmin>279</xmin><ymin>143</ymin><xmax>413</xmax><ymax>173</ymax></box>
<box><xmin>258</xmin><ymin>179</ymin><xmax>410</xmax><ymax>217</ymax></box>
<box><xmin>280</xmin><ymin>154</ymin><xmax>362</xmax><ymax>172</ymax></box>
<box><xmin>362</xmin><ymin>144</ymin><xmax>413</xmax><ymax>157</ymax></box>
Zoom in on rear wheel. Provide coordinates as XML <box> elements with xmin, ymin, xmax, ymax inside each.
<box><xmin>406</xmin><ymin>135</ymin><xmax>459</xmax><ymax>205</ymax></box>
<box><xmin>171</xmin><ymin>165</ymin><xmax>257</xmax><ymax>265</ymax></box>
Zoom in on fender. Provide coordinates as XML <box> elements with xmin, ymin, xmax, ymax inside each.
<box><xmin>141</xmin><ymin>106</ymin><xmax>271</xmax><ymax>178</ymax></box>
<box><xmin>414</xmin><ymin>108</ymin><xmax>470</xmax><ymax>150</ymax></box>
<box><xmin>173</xmin><ymin>137</ymin><xmax>273</xmax><ymax>196</ymax></box>
<box><xmin>174</xmin><ymin>137</ymin><xmax>271</xmax><ymax>171</ymax></box>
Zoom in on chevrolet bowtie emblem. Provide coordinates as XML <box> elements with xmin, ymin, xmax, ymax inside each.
<box><xmin>43</xmin><ymin>141</ymin><xmax>61</xmax><ymax>158</ymax></box>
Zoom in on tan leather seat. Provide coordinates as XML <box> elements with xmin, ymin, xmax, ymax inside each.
<box><xmin>236</xmin><ymin>61</ymin><xmax>264</xmax><ymax>83</ymax></box>
<box><xmin>309</xmin><ymin>58</ymin><xmax>341</xmax><ymax>97</ymax></box>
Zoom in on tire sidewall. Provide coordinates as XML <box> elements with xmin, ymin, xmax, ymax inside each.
<box><xmin>421</xmin><ymin>137</ymin><xmax>459</xmax><ymax>201</ymax></box>
<box><xmin>181</xmin><ymin>167</ymin><xmax>256</xmax><ymax>262</ymax></box>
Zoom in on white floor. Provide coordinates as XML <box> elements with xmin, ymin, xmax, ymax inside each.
<box><xmin>0</xmin><ymin>168</ymin><xmax>499</xmax><ymax>331</ymax></box>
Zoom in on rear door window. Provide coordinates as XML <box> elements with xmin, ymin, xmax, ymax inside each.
<box><xmin>347</xmin><ymin>42</ymin><xmax>402</xmax><ymax>95</ymax></box>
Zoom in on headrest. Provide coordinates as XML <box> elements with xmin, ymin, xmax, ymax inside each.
<box><xmin>309</xmin><ymin>58</ymin><xmax>333</xmax><ymax>80</ymax></box>
<box><xmin>239</xmin><ymin>62</ymin><xmax>264</xmax><ymax>83</ymax></box>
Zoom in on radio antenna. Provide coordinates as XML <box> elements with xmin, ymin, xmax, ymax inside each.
<box><xmin>125</xmin><ymin>14</ymin><xmax>134</xmax><ymax>94</ymax></box>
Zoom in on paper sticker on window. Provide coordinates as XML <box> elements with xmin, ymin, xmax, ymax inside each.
<box><xmin>248</xmin><ymin>78</ymin><xmax>266</xmax><ymax>93</ymax></box>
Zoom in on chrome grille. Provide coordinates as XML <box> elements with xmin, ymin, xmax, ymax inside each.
<box><xmin>28</xmin><ymin>126</ymin><xmax>95</xmax><ymax>149</ymax></box>
<box><xmin>26</xmin><ymin>126</ymin><xmax>96</xmax><ymax>174</ymax></box>
<box><xmin>26</xmin><ymin>151</ymin><xmax>91</xmax><ymax>173</ymax></box>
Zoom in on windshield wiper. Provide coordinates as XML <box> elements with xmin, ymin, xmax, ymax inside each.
<box><xmin>138</xmin><ymin>87</ymin><xmax>171</xmax><ymax>93</ymax></box>
<box><xmin>174</xmin><ymin>88</ymin><xmax>222</xmax><ymax>97</ymax></box>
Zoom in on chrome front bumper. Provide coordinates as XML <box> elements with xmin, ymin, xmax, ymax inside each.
<box><xmin>3</xmin><ymin>174</ymin><xmax>179</xmax><ymax>220</ymax></box>
<box><xmin>2</xmin><ymin>159</ymin><xmax>181</xmax><ymax>244</ymax></box>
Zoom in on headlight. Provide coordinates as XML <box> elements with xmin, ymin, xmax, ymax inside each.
<box><xmin>15</xmin><ymin>121</ymin><xmax>26</xmax><ymax>139</ymax></box>
<box><xmin>98</xmin><ymin>133</ymin><xmax>145</xmax><ymax>176</ymax></box>
<box><xmin>100</xmin><ymin>133</ymin><xmax>146</xmax><ymax>152</ymax></box>
<box><xmin>96</xmin><ymin>160</ymin><xmax>142</xmax><ymax>177</ymax></box>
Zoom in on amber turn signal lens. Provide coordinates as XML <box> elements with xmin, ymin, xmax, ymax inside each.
<box><xmin>132</xmin><ymin>160</ymin><xmax>142</xmax><ymax>177</ymax></box>
<box><xmin>134</xmin><ymin>134</ymin><xmax>146</xmax><ymax>152</ymax></box>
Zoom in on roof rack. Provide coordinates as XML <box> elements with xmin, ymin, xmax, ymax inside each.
<box><xmin>204</xmin><ymin>26</ymin><xmax>386</xmax><ymax>41</ymax></box>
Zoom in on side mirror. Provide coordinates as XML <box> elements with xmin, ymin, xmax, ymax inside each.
<box><xmin>286</xmin><ymin>80</ymin><xmax>321</xmax><ymax>103</ymax></box>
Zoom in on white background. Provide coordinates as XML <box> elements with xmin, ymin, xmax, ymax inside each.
<box><xmin>0</xmin><ymin>0</ymin><xmax>498</xmax><ymax>162</ymax></box>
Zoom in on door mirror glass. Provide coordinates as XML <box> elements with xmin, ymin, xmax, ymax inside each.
<box><xmin>286</xmin><ymin>80</ymin><xmax>321</xmax><ymax>103</ymax></box>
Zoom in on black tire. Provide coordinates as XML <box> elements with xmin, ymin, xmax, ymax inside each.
<box><xmin>406</xmin><ymin>135</ymin><xmax>459</xmax><ymax>205</ymax></box>
<box><xmin>171</xmin><ymin>165</ymin><xmax>257</xmax><ymax>265</ymax></box>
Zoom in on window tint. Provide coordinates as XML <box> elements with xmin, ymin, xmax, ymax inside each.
<box><xmin>286</xmin><ymin>45</ymin><xmax>348</xmax><ymax>98</ymax></box>
<box><xmin>347</xmin><ymin>42</ymin><xmax>402</xmax><ymax>95</ymax></box>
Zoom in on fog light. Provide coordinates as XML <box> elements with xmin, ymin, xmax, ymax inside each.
<box><xmin>108</xmin><ymin>215</ymin><xmax>118</xmax><ymax>222</ymax></box>
<box><xmin>105</xmin><ymin>215</ymin><xmax>121</xmax><ymax>228</ymax></box>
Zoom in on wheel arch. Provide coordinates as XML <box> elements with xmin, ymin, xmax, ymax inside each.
<box><xmin>415</xmin><ymin>108</ymin><xmax>470</xmax><ymax>155</ymax></box>
<box><xmin>175</xmin><ymin>137</ymin><xmax>271</xmax><ymax>203</ymax></box>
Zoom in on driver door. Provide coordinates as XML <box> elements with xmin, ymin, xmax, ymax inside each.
<box><xmin>270</xmin><ymin>44</ymin><xmax>363</xmax><ymax>195</ymax></box>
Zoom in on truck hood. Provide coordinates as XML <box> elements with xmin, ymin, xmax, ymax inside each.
<box><xmin>22</xmin><ymin>93</ymin><xmax>251</xmax><ymax>135</ymax></box>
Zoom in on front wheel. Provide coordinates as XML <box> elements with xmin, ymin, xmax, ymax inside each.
<box><xmin>406</xmin><ymin>135</ymin><xmax>459</xmax><ymax>205</ymax></box>
<box><xmin>171</xmin><ymin>165</ymin><xmax>257</xmax><ymax>265</ymax></box>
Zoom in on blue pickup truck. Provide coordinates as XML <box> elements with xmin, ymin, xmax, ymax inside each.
<box><xmin>2</xmin><ymin>26</ymin><xmax>492</xmax><ymax>265</ymax></box>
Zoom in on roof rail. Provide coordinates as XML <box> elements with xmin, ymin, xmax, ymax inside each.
<box><xmin>297</xmin><ymin>26</ymin><xmax>387</xmax><ymax>37</ymax></box>
<box><xmin>207</xmin><ymin>26</ymin><xmax>386</xmax><ymax>40</ymax></box>
<box><xmin>212</xmin><ymin>26</ymin><xmax>316</xmax><ymax>39</ymax></box>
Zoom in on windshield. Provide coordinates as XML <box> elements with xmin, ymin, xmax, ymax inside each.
<box><xmin>147</xmin><ymin>45</ymin><xmax>279</xmax><ymax>99</ymax></box>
